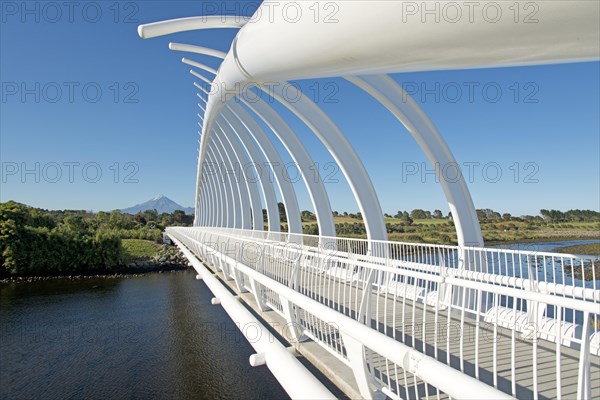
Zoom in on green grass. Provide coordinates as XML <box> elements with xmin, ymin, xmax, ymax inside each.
<box><xmin>273</xmin><ymin>215</ymin><xmax>598</xmax><ymax>245</ymax></box>
<box><xmin>556</xmin><ymin>243</ymin><xmax>600</xmax><ymax>256</ymax></box>
<box><xmin>122</xmin><ymin>239</ymin><xmax>160</xmax><ymax>262</ymax></box>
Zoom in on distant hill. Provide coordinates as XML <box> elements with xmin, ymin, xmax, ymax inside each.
<box><xmin>119</xmin><ymin>195</ymin><xmax>194</xmax><ymax>215</ymax></box>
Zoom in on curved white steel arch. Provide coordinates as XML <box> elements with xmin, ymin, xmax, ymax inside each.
<box><xmin>169</xmin><ymin>42</ymin><xmax>226</xmax><ymax>59</ymax></box>
<box><xmin>346</xmin><ymin>74</ymin><xmax>484</xmax><ymax>247</ymax></box>
<box><xmin>138</xmin><ymin>16</ymin><xmax>245</xmax><ymax>39</ymax></box>
<box><xmin>202</xmin><ymin>139</ymin><xmax>220</xmax><ymax>226</ymax></box>
<box><xmin>204</xmin><ymin>148</ymin><xmax>223</xmax><ymax>226</ymax></box>
<box><xmin>236</xmin><ymin>92</ymin><xmax>335</xmax><ymax>238</ymax></box>
<box><xmin>196</xmin><ymin>102</ymin><xmax>218</xmax><ymax>228</ymax></box>
<box><xmin>212</xmin><ymin>123</ymin><xmax>252</xmax><ymax>229</ymax></box>
<box><xmin>207</xmin><ymin>142</ymin><xmax>234</xmax><ymax>227</ymax></box>
<box><xmin>199</xmin><ymin>91</ymin><xmax>281</xmax><ymax>233</ymax></box>
<box><xmin>196</xmin><ymin>148</ymin><xmax>217</xmax><ymax>226</ymax></box>
<box><xmin>215</xmin><ymin>118</ymin><xmax>263</xmax><ymax>231</ymax></box>
<box><xmin>206</xmin><ymin>145</ymin><xmax>225</xmax><ymax>227</ymax></box>
<box><xmin>197</xmin><ymin>83</ymin><xmax>264</xmax><ymax>231</ymax></box>
<box><xmin>264</xmin><ymin>84</ymin><xmax>388</xmax><ymax>242</ymax></box>
<box><xmin>219</xmin><ymin>106</ymin><xmax>283</xmax><ymax>232</ymax></box>
<box><xmin>191</xmin><ymin>1</ymin><xmax>598</xmax><ymax>246</ymax></box>
<box><xmin>187</xmin><ymin>60</ymin><xmax>324</xmax><ymax>236</ymax></box>
<box><xmin>140</xmin><ymin>1</ymin><xmax>599</xmax><ymax>249</ymax></box>
<box><xmin>182</xmin><ymin>54</ymin><xmax>332</xmax><ymax>239</ymax></box>
<box><xmin>191</xmin><ymin>68</ymin><xmax>291</xmax><ymax>233</ymax></box>
<box><xmin>200</xmin><ymin>95</ymin><xmax>246</xmax><ymax>229</ymax></box>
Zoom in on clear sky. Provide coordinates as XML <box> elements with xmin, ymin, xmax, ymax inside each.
<box><xmin>1</xmin><ymin>1</ymin><xmax>599</xmax><ymax>217</ymax></box>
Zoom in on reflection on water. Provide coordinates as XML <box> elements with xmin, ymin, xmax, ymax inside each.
<box><xmin>0</xmin><ymin>271</ymin><xmax>289</xmax><ymax>400</ymax></box>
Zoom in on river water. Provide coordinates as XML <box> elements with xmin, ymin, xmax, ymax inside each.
<box><xmin>492</xmin><ymin>239</ymin><xmax>599</xmax><ymax>256</ymax></box>
<box><xmin>0</xmin><ymin>271</ymin><xmax>290</xmax><ymax>400</ymax></box>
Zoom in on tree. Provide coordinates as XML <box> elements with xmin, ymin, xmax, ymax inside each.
<box><xmin>301</xmin><ymin>210</ymin><xmax>316</xmax><ymax>222</ymax></box>
<box><xmin>173</xmin><ymin>210</ymin><xmax>185</xmax><ymax>223</ymax></box>
<box><xmin>410</xmin><ymin>209</ymin><xmax>428</xmax><ymax>220</ymax></box>
<box><xmin>278</xmin><ymin>202</ymin><xmax>287</xmax><ymax>222</ymax></box>
<box><xmin>433</xmin><ymin>210</ymin><xmax>443</xmax><ymax>219</ymax></box>
<box><xmin>476</xmin><ymin>209</ymin><xmax>501</xmax><ymax>221</ymax></box>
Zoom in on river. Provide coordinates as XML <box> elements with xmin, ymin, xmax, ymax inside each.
<box><xmin>0</xmin><ymin>271</ymin><xmax>291</xmax><ymax>400</ymax></box>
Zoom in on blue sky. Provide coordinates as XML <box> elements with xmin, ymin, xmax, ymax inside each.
<box><xmin>1</xmin><ymin>1</ymin><xmax>598</xmax><ymax>216</ymax></box>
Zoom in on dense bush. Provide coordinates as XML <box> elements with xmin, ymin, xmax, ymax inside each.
<box><xmin>0</xmin><ymin>201</ymin><xmax>192</xmax><ymax>276</ymax></box>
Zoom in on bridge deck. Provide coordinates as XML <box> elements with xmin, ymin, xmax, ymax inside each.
<box><xmin>216</xmin><ymin>264</ymin><xmax>600</xmax><ymax>400</ymax></box>
<box><xmin>294</xmin><ymin>271</ymin><xmax>600</xmax><ymax>399</ymax></box>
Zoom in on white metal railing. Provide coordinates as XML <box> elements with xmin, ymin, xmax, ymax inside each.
<box><xmin>167</xmin><ymin>226</ymin><xmax>600</xmax><ymax>400</ymax></box>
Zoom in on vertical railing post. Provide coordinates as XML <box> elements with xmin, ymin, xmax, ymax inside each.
<box><xmin>280</xmin><ymin>243</ymin><xmax>307</xmax><ymax>342</ymax></box>
<box><xmin>341</xmin><ymin>333</ymin><xmax>382</xmax><ymax>399</ymax></box>
<box><xmin>577</xmin><ymin>312</ymin><xmax>592</xmax><ymax>400</ymax></box>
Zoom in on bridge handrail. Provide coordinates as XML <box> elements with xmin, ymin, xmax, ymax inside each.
<box><xmin>188</xmin><ymin>227</ymin><xmax>600</xmax><ymax>305</ymax></box>
<box><xmin>207</xmin><ymin>226</ymin><xmax>599</xmax><ymax>260</ymax></box>
<box><xmin>168</xmin><ymin>227</ymin><xmax>599</xmax><ymax>399</ymax></box>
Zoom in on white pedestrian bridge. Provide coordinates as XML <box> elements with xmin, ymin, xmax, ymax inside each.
<box><xmin>139</xmin><ymin>2</ymin><xmax>600</xmax><ymax>398</ymax></box>
<box><xmin>167</xmin><ymin>227</ymin><xmax>599</xmax><ymax>400</ymax></box>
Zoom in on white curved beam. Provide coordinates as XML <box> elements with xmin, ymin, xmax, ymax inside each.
<box><xmin>220</xmin><ymin>106</ymin><xmax>284</xmax><ymax>233</ymax></box>
<box><xmin>183</xmin><ymin>58</ymin><xmax>217</xmax><ymax>74</ymax></box>
<box><xmin>212</xmin><ymin>125</ymin><xmax>249</xmax><ymax>229</ymax></box>
<box><xmin>237</xmin><ymin>92</ymin><xmax>335</xmax><ymax>238</ymax></box>
<box><xmin>187</xmin><ymin>62</ymin><xmax>302</xmax><ymax>235</ymax></box>
<box><xmin>169</xmin><ymin>42</ymin><xmax>227</xmax><ymax>59</ymax></box>
<box><xmin>195</xmin><ymin>77</ymin><xmax>279</xmax><ymax>232</ymax></box>
<box><xmin>208</xmin><ymin>141</ymin><xmax>236</xmax><ymax>227</ymax></box>
<box><xmin>200</xmin><ymin>174</ymin><xmax>212</xmax><ymax>226</ymax></box>
<box><xmin>206</xmin><ymin>144</ymin><xmax>226</xmax><ymax>227</ymax></box>
<box><xmin>202</xmin><ymin>2</ymin><xmax>599</xmax><ymax>157</ymax></box>
<box><xmin>265</xmin><ymin>84</ymin><xmax>387</xmax><ymax>242</ymax></box>
<box><xmin>203</xmin><ymin>149</ymin><xmax>222</xmax><ymax>226</ymax></box>
<box><xmin>215</xmin><ymin>118</ymin><xmax>264</xmax><ymax>231</ymax></box>
<box><xmin>347</xmin><ymin>74</ymin><xmax>484</xmax><ymax>248</ymax></box>
<box><xmin>138</xmin><ymin>16</ymin><xmax>245</xmax><ymax>39</ymax></box>
<box><xmin>230</xmin><ymin>2</ymin><xmax>599</xmax><ymax>81</ymax></box>
<box><xmin>199</xmin><ymin>83</ymin><xmax>266</xmax><ymax>231</ymax></box>
<box><xmin>185</xmin><ymin>57</ymin><xmax>333</xmax><ymax>238</ymax></box>
<box><xmin>213</xmin><ymin>121</ymin><xmax>253</xmax><ymax>229</ymax></box>
<box><xmin>200</xmin><ymin>179</ymin><xmax>209</xmax><ymax>226</ymax></box>
<box><xmin>199</xmin><ymin>152</ymin><xmax>213</xmax><ymax>226</ymax></box>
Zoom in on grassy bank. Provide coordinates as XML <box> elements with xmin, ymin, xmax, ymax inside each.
<box><xmin>556</xmin><ymin>243</ymin><xmax>600</xmax><ymax>256</ymax></box>
<box><xmin>122</xmin><ymin>239</ymin><xmax>160</xmax><ymax>262</ymax></box>
<box><xmin>288</xmin><ymin>216</ymin><xmax>600</xmax><ymax>245</ymax></box>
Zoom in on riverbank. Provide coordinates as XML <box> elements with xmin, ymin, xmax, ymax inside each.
<box><xmin>0</xmin><ymin>243</ymin><xmax>191</xmax><ymax>284</ymax></box>
<box><xmin>486</xmin><ymin>236</ymin><xmax>600</xmax><ymax>246</ymax></box>
<box><xmin>0</xmin><ymin>264</ymin><xmax>191</xmax><ymax>284</ymax></box>
<box><xmin>556</xmin><ymin>243</ymin><xmax>600</xmax><ymax>256</ymax></box>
